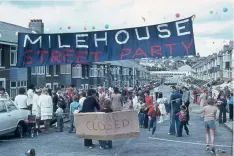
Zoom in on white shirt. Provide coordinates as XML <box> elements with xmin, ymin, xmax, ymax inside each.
<box><xmin>14</xmin><ymin>94</ymin><xmax>28</xmax><ymax>109</ymax></box>
<box><xmin>27</xmin><ymin>89</ymin><xmax>34</xmax><ymax>106</ymax></box>
<box><xmin>154</xmin><ymin>87</ymin><xmax>159</xmax><ymax>92</ymax></box>
<box><xmin>79</xmin><ymin>97</ymin><xmax>86</xmax><ymax>105</ymax></box>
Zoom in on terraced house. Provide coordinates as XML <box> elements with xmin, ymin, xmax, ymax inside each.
<box><xmin>0</xmin><ymin>19</ymin><xmax>150</xmax><ymax>98</ymax></box>
<box><xmin>192</xmin><ymin>41</ymin><xmax>233</xmax><ymax>83</ymax></box>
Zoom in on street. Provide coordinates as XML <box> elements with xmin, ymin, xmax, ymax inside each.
<box><xmin>0</xmin><ymin>86</ymin><xmax>233</xmax><ymax>156</ymax></box>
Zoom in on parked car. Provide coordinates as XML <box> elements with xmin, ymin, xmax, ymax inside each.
<box><xmin>0</xmin><ymin>98</ymin><xmax>30</xmax><ymax>137</ymax></box>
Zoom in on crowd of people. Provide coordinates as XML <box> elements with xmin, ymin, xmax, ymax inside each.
<box><xmin>0</xmin><ymin>83</ymin><xmax>233</xmax><ymax>155</ymax></box>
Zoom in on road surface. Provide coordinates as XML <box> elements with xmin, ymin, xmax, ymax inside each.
<box><xmin>0</xmin><ymin>85</ymin><xmax>232</xmax><ymax>156</ymax></box>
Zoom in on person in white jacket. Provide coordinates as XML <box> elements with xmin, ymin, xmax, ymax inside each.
<box><xmin>157</xmin><ymin>96</ymin><xmax>167</xmax><ymax>123</ymax></box>
<box><xmin>14</xmin><ymin>88</ymin><xmax>28</xmax><ymax>109</ymax></box>
<box><xmin>27</xmin><ymin>85</ymin><xmax>35</xmax><ymax>114</ymax></box>
<box><xmin>38</xmin><ymin>88</ymin><xmax>53</xmax><ymax>133</ymax></box>
<box><xmin>32</xmin><ymin>88</ymin><xmax>42</xmax><ymax>132</ymax></box>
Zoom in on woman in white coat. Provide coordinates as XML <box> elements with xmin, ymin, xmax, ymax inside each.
<box><xmin>32</xmin><ymin>88</ymin><xmax>42</xmax><ymax>132</ymax></box>
<box><xmin>38</xmin><ymin>88</ymin><xmax>53</xmax><ymax>133</ymax></box>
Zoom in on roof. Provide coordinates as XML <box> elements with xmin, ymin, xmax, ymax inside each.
<box><xmin>0</xmin><ymin>21</ymin><xmax>33</xmax><ymax>44</ymax></box>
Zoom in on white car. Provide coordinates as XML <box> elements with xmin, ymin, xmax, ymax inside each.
<box><xmin>0</xmin><ymin>98</ymin><xmax>30</xmax><ymax>137</ymax></box>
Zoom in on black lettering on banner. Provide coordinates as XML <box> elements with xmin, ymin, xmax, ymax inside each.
<box><xmin>93</xmin><ymin>122</ymin><xmax>98</xmax><ymax>130</ymax></box>
<box><xmin>106</xmin><ymin>114</ymin><xmax>112</xmax><ymax>122</ymax></box>
<box><xmin>122</xmin><ymin>119</ymin><xmax>130</xmax><ymax>127</ymax></box>
<box><xmin>94</xmin><ymin>114</ymin><xmax>99</xmax><ymax>120</ymax></box>
<box><xmin>86</xmin><ymin>121</ymin><xmax>92</xmax><ymax>130</ymax></box>
<box><xmin>114</xmin><ymin>120</ymin><xmax>121</xmax><ymax>129</ymax></box>
<box><xmin>98</xmin><ymin>122</ymin><xmax>105</xmax><ymax>130</ymax></box>
<box><xmin>112</xmin><ymin>113</ymin><xmax>118</xmax><ymax>120</ymax></box>
<box><xmin>106</xmin><ymin>122</ymin><xmax>112</xmax><ymax>130</ymax></box>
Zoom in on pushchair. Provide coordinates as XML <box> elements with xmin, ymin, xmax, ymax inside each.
<box><xmin>24</xmin><ymin>115</ymin><xmax>38</xmax><ymax>138</ymax></box>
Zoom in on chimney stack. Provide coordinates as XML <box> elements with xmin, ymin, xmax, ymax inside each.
<box><xmin>29</xmin><ymin>19</ymin><xmax>44</xmax><ymax>34</ymax></box>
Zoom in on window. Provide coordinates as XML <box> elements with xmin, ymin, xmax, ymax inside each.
<box><xmin>10</xmin><ymin>80</ymin><xmax>27</xmax><ymax>98</ymax></box>
<box><xmin>98</xmin><ymin>67</ymin><xmax>104</xmax><ymax>77</ymax></box>
<box><xmin>0</xmin><ymin>101</ymin><xmax>7</xmax><ymax>113</ymax></box>
<box><xmin>46</xmin><ymin>66</ymin><xmax>51</xmax><ymax>76</ymax></box>
<box><xmin>5</xmin><ymin>100</ymin><xmax>17</xmax><ymax>111</ymax></box>
<box><xmin>85</xmin><ymin>84</ymin><xmax>89</xmax><ymax>89</ymax></box>
<box><xmin>35</xmin><ymin>66</ymin><xmax>45</xmax><ymax>75</ymax></box>
<box><xmin>60</xmin><ymin>64</ymin><xmax>71</xmax><ymax>74</ymax></box>
<box><xmin>10</xmin><ymin>46</ymin><xmax>17</xmax><ymax>66</ymax></box>
<box><xmin>53</xmin><ymin>65</ymin><xmax>58</xmax><ymax>76</ymax></box>
<box><xmin>89</xmin><ymin>65</ymin><xmax>97</xmax><ymax>77</ymax></box>
<box><xmin>0</xmin><ymin>45</ymin><xmax>2</xmax><ymax>67</ymax></box>
<box><xmin>72</xmin><ymin>64</ymin><xmax>82</xmax><ymax>78</ymax></box>
<box><xmin>31</xmin><ymin>67</ymin><xmax>36</xmax><ymax>75</ymax></box>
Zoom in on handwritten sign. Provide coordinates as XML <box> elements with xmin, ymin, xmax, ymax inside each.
<box><xmin>17</xmin><ymin>17</ymin><xmax>196</xmax><ymax>67</ymax></box>
<box><xmin>74</xmin><ymin>111</ymin><xmax>140</xmax><ymax>140</ymax></box>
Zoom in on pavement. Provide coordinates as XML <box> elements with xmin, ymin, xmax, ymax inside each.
<box><xmin>0</xmin><ymin>85</ymin><xmax>232</xmax><ymax>156</ymax></box>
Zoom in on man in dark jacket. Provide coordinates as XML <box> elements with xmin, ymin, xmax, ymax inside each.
<box><xmin>169</xmin><ymin>86</ymin><xmax>182</xmax><ymax>137</ymax></box>
<box><xmin>81</xmin><ymin>89</ymin><xmax>100</xmax><ymax>148</ymax></box>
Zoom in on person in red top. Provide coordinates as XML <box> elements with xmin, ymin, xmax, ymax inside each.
<box><xmin>147</xmin><ymin>103</ymin><xmax>161</xmax><ymax>137</ymax></box>
<box><xmin>143</xmin><ymin>90</ymin><xmax>152</xmax><ymax>129</ymax></box>
<box><xmin>68</xmin><ymin>84</ymin><xmax>74</xmax><ymax>102</ymax></box>
<box><xmin>144</xmin><ymin>91</ymin><xmax>153</xmax><ymax>107</ymax></box>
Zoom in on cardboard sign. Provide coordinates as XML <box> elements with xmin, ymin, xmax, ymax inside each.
<box><xmin>74</xmin><ymin>111</ymin><xmax>140</xmax><ymax>140</ymax></box>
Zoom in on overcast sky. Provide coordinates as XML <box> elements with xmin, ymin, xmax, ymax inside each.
<box><xmin>0</xmin><ymin>0</ymin><xmax>233</xmax><ymax>57</ymax></box>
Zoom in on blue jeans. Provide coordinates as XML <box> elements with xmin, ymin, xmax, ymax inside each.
<box><xmin>148</xmin><ymin>117</ymin><xmax>157</xmax><ymax>135</ymax></box>
<box><xmin>138</xmin><ymin>112</ymin><xmax>145</xmax><ymax>127</ymax></box>
<box><xmin>169</xmin><ymin>113</ymin><xmax>180</xmax><ymax>135</ymax></box>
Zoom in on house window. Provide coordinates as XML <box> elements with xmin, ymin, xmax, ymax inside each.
<box><xmin>31</xmin><ymin>67</ymin><xmax>36</xmax><ymax>75</ymax></box>
<box><xmin>36</xmin><ymin>66</ymin><xmax>45</xmax><ymax>75</ymax></box>
<box><xmin>53</xmin><ymin>65</ymin><xmax>58</xmax><ymax>76</ymax></box>
<box><xmin>10</xmin><ymin>80</ymin><xmax>27</xmax><ymax>98</ymax></box>
<box><xmin>60</xmin><ymin>64</ymin><xmax>71</xmax><ymax>74</ymax></box>
<box><xmin>46</xmin><ymin>66</ymin><xmax>51</xmax><ymax>76</ymax></box>
<box><xmin>98</xmin><ymin>67</ymin><xmax>104</xmax><ymax>77</ymax></box>
<box><xmin>72</xmin><ymin>64</ymin><xmax>82</xmax><ymax>78</ymax></box>
<box><xmin>0</xmin><ymin>45</ymin><xmax>2</xmax><ymax>67</ymax></box>
<box><xmin>10</xmin><ymin>46</ymin><xmax>17</xmax><ymax>66</ymax></box>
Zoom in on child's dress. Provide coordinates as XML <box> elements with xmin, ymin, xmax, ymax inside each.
<box><xmin>157</xmin><ymin>98</ymin><xmax>167</xmax><ymax>123</ymax></box>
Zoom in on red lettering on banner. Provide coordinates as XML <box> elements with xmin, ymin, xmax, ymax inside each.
<box><xmin>51</xmin><ymin>50</ymin><xmax>61</xmax><ymax>63</ymax></box>
<box><xmin>24</xmin><ymin>50</ymin><xmax>33</xmax><ymax>64</ymax></box>
<box><xmin>182</xmin><ymin>39</ymin><xmax>193</xmax><ymax>55</ymax></box>
<box><xmin>120</xmin><ymin>48</ymin><xmax>131</xmax><ymax>60</ymax></box>
<box><xmin>132</xmin><ymin>48</ymin><xmax>147</xmax><ymax>59</ymax></box>
<box><xmin>76</xmin><ymin>51</ymin><xmax>88</xmax><ymax>64</ymax></box>
<box><xmin>63</xmin><ymin>49</ymin><xmax>74</xmax><ymax>63</ymax></box>
<box><xmin>151</xmin><ymin>45</ymin><xmax>162</xmax><ymax>57</ymax></box>
<box><xmin>37</xmin><ymin>50</ymin><xmax>48</xmax><ymax>64</ymax></box>
<box><xmin>90</xmin><ymin>52</ymin><xmax>102</xmax><ymax>62</ymax></box>
<box><xmin>164</xmin><ymin>43</ymin><xmax>176</xmax><ymax>55</ymax></box>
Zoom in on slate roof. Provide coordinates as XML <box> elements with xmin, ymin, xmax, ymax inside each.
<box><xmin>0</xmin><ymin>21</ymin><xmax>33</xmax><ymax>44</ymax></box>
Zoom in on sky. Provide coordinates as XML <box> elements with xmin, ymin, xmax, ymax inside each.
<box><xmin>0</xmin><ymin>0</ymin><xmax>233</xmax><ymax>57</ymax></box>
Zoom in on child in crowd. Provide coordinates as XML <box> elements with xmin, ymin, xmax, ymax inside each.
<box><xmin>157</xmin><ymin>98</ymin><xmax>167</xmax><ymax>123</ymax></box>
<box><xmin>192</xmin><ymin>98</ymin><xmax>218</xmax><ymax>154</ymax></box>
<box><xmin>55</xmin><ymin>102</ymin><xmax>64</xmax><ymax>132</ymax></box>
<box><xmin>147</xmin><ymin>103</ymin><xmax>161</xmax><ymax>137</ymax></box>
<box><xmin>69</xmin><ymin>95</ymin><xmax>82</xmax><ymax>133</ymax></box>
<box><xmin>176</xmin><ymin>105</ymin><xmax>189</xmax><ymax>136</ymax></box>
<box><xmin>99</xmin><ymin>99</ymin><xmax>113</xmax><ymax>149</ymax></box>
